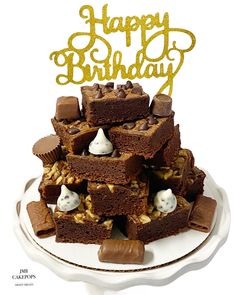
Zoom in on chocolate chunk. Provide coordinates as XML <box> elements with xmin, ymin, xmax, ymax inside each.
<box><xmin>188</xmin><ymin>195</ymin><xmax>217</xmax><ymax>232</ymax></box>
<box><xmin>98</xmin><ymin>239</ymin><xmax>145</xmax><ymax>264</ymax></box>
<box><xmin>147</xmin><ymin>115</ymin><xmax>158</xmax><ymax>125</ymax></box>
<box><xmin>151</xmin><ymin>94</ymin><xmax>172</xmax><ymax>117</ymax></box>
<box><xmin>131</xmin><ymin>86</ymin><xmax>143</xmax><ymax>95</ymax></box>
<box><xmin>93</xmin><ymin>83</ymin><xmax>100</xmax><ymax>90</ymax></box>
<box><xmin>55</xmin><ymin>96</ymin><xmax>81</xmax><ymax>121</ymax></box>
<box><xmin>117</xmin><ymin>89</ymin><xmax>126</xmax><ymax>98</ymax></box>
<box><xmin>123</xmin><ymin>122</ymin><xmax>135</xmax><ymax>130</ymax></box>
<box><xmin>139</xmin><ymin>121</ymin><xmax>149</xmax><ymax>131</ymax></box>
<box><xmin>32</xmin><ymin>135</ymin><xmax>61</xmax><ymax>165</ymax></box>
<box><xmin>95</xmin><ymin>89</ymin><xmax>104</xmax><ymax>99</ymax></box>
<box><xmin>111</xmin><ymin>149</ymin><xmax>121</xmax><ymax>158</ymax></box>
<box><xmin>81</xmin><ymin>149</ymin><xmax>89</xmax><ymax>156</ymax></box>
<box><xmin>125</xmin><ymin>80</ymin><xmax>133</xmax><ymax>89</ymax></box>
<box><xmin>105</xmin><ymin>82</ymin><xmax>114</xmax><ymax>88</ymax></box>
<box><xmin>67</xmin><ymin>127</ymin><xmax>80</xmax><ymax>135</ymax></box>
<box><xmin>27</xmin><ymin>199</ymin><xmax>55</xmax><ymax>238</ymax></box>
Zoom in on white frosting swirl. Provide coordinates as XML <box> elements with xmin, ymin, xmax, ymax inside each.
<box><xmin>153</xmin><ymin>189</ymin><xmax>177</xmax><ymax>213</ymax></box>
<box><xmin>57</xmin><ymin>185</ymin><xmax>81</xmax><ymax>212</ymax></box>
<box><xmin>89</xmin><ymin>128</ymin><xmax>113</xmax><ymax>155</ymax></box>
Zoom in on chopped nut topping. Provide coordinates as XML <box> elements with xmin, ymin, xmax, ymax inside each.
<box><xmin>139</xmin><ymin>214</ymin><xmax>151</xmax><ymax>224</ymax></box>
<box><xmin>43</xmin><ymin>160</ymin><xmax>82</xmax><ymax>185</ymax></box>
<box><xmin>103</xmin><ymin>220</ymin><xmax>113</xmax><ymax>229</ymax></box>
<box><xmin>107</xmin><ymin>184</ymin><xmax>115</xmax><ymax>193</ymax></box>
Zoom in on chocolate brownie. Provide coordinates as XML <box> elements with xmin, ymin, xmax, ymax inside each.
<box><xmin>184</xmin><ymin>167</ymin><xmax>206</xmax><ymax>202</ymax></box>
<box><xmin>148</xmin><ymin>124</ymin><xmax>181</xmax><ymax>167</ymax></box>
<box><xmin>54</xmin><ymin>194</ymin><xmax>113</xmax><ymax>244</ymax></box>
<box><xmin>87</xmin><ymin>175</ymin><xmax>149</xmax><ymax>216</ymax></box>
<box><xmin>150</xmin><ymin>149</ymin><xmax>194</xmax><ymax>194</ymax></box>
<box><xmin>38</xmin><ymin>160</ymin><xmax>84</xmax><ymax>204</ymax></box>
<box><xmin>67</xmin><ymin>152</ymin><xmax>143</xmax><ymax>184</ymax></box>
<box><xmin>119</xmin><ymin>196</ymin><xmax>191</xmax><ymax>244</ymax></box>
<box><xmin>109</xmin><ymin>113</ymin><xmax>175</xmax><ymax>159</ymax></box>
<box><xmin>81</xmin><ymin>81</ymin><xmax>149</xmax><ymax>126</ymax></box>
<box><xmin>51</xmin><ymin>117</ymin><xmax>108</xmax><ymax>154</ymax></box>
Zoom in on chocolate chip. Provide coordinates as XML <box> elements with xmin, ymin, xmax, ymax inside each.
<box><xmin>105</xmin><ymin>82</ymin><xmax>114</xmax><ymax>88</ymax></box>
<box><xmin>147</xmin><ymin>115</ymin><xmax>158</xmax><ymax>125</ymax></box>
<box><xmin>95</xmin><ymin>89</ymin><xmax>104</xmax><ymax>99</ymax></box>
<box><xmin>93</xmin><ymin>83</ymin><xmax>100</xmax><ymax>90</ymax></box>
<box><xmin>123</xmin><ymin>122</ymin><xmax>135</xmax><ymax>130</ymax></box>
<box><xmin>67</xmin><ymin>127</ymin><xmax>80</xmax><ymax>135</ymax></box>
<box><xmin>139</xmin><ymin>122</ymin><xmax>149</xmax><ymax>131</ymax></box>
<box><xmin>117</xmin><ymin>89</ymin><xmax>126</xmax><ymax>98</ymax></box>
<box><xmin>103</xmin><ymin>86</ymin><xmax>112</xmax><ymax>93</ymax></box>
<box><xmin>64</xmin><ymin>195</ymin><xmax>69</xmax><ymax>199</ymax></box>
<box><xmin>111</xmin><ymin>149</ymin><xmax>121</xmax><ymax>158</ymax></box>
<box><xmin>81</xmin><ymin>149</ymin><xmax>89</xmax><ymax>156</ymax></box>
<box><xmin>62</xmin><ymin>119</ymin><xmax>70</xmax><ymax>125</ymax></box>
<box><xmin>131</xmin><ymin>87</ymin><xmax>143</xmax><ymax>95</ymax></box>
<box><xmin>125</xmin><ymin>80</ymin><xmax>133</xmax><ymax>89</ymax></box>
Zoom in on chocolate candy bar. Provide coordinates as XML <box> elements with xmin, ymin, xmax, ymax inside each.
<box><xmin>55</xmin><ymin>96</ymin><xmax>81</xmax><ymax>121</ymax></box>
<box><xmin>188</xmin><ymin>195</ymin><xmax>217</xmax><ymax>232</ymax></box>
<box><xmin>98</xmin><ymin>239</ymin><xmax>145</xmax><ymax>264</ymax></box>
<box><xmin>27</xmin><ymin>199</ymin><xmax>55</xmax><ymax>238</ymax></box>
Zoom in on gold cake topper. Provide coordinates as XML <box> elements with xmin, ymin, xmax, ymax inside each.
<box><xmin>50</xmin><ymin>4</ymin><xmax>196</xmax><ymax>95</ymax></box>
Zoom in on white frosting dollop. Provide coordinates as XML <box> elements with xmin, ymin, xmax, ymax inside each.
<box><xmin>57</xmin><ymin>185</ymin><xmax>81</xmax><ymax>212</ymax></box>
<box><xmin>153</xmin><ymin>189</ymin><xmax>177</xmax><ymax>213</ymax></box>
<box><xmin>88</xmin><ymin>128</ymin><xmax>113</xmax><ymax>155</ymax></box>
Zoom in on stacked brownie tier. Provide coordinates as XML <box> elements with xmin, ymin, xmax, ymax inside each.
<box><xmin>35</xmin><ymin>81</ymin><xmax>206</xmax><ymax>244</ymax></box>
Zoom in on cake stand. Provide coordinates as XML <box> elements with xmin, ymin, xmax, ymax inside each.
<box><xmin>13</xmin><ymin>169</ymin><xmax>230</xmax><ymax>292</ymax></box>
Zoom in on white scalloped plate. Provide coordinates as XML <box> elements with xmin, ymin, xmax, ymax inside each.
<box><xmin>13</xmin><ymin>169</ymin><xmax>230</xmax><ymax>290</ymax></box>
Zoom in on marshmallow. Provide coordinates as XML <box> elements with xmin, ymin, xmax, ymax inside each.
<box><xmin>154</xmin><ymin>189</ymin><xmax>177</xmax><ymax>213</ymax></box>
<box><xmin>89</xmin><ymin>128</ymin><xmax>113</xmax><ymax>155</ymax></box>
<box><xmin>57</xmin><ymin>185</ymin><xmax>81</xmax><ymax>212</ymax></box>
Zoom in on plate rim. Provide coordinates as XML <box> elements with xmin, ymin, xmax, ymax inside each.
<box><xmin>13</xmin><ymin>169</ymin><xmax>231</xmax><ymax>289</ymax></box>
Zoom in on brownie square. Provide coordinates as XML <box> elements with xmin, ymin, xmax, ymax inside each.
<box><xmin>119</xmin><ymin>196</ymin><xmax>191</xmax><ymax>244</ymax></box>
<box><xmin>87</xmin><ymin>175</ymin><xmax>149</xmax><ymax>216</ymax></box>
<box><xmin>109</xmin><ymin>112</ymin><xmax>175</xmax><ymax>159</ymax></box>
<box><xmin>148</xmin><ymin>124</ymin><xmax>181</xmax><ymax>167</ymax></box>
<box><xmin>150</xmin><ymin>149</ymin><xmax>194</xmax><ymax>195</ymax></box>
<box><xmin>81</xmin><ymin>83</ymin><xmax>149</xmax><ymax>126</ymax></box>
<box><xmin>38</xmin><ymin>160</ymin><xmax>84</xmax><ymax>204</ymax></box>
<box><xmin>51</xmin><ymin>117</ymin><xmax>107</xmax><ymax>154</ymax></box>
<box><xmin>67</xmin><ymin>152</ymin><xmax>143</xmax><ymax>184</ymax></box>
<box><xmin>183</xmin><ymin>167</ymin><xmax>206</xmax><ymax>202</ymax></box>
<box><xmin>54</xmin><ymin>194</ymin><xmax>113</xmax><ymax>244</ymax></box>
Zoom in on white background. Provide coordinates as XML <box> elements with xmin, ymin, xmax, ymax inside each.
<box><xmin>0</xmin><ymin>0</ymin><xmax>235</xmax><ymax>294</ymax></box>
